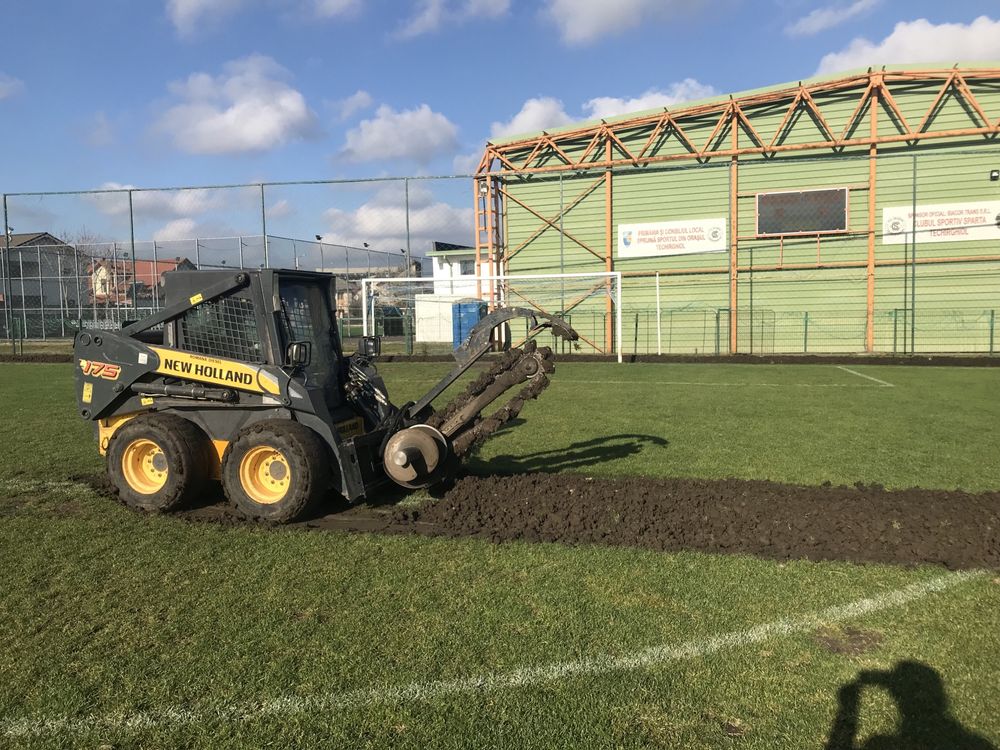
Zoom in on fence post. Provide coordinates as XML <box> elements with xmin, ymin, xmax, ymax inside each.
<box><xmin>57</xmin><ymin>251</ymin><xmax>65</xmax><ymax>337</ymax></box>
<box><xmin>238</xmin><ymin>236</ymin><xmax>245</xmax><ymax>269</ymax></box>
<box><xmin>73</xmin><ymin>242</ymin><xmax>82</xmax><ymax>331</ymax></box>
<box><xmin>404</xmin><ymin>178</ymin><xmax>411</xmax><ymax>275</ymax></box>
<box><xmin>37</xmin><ymin>245</ymin><xmax>45</xmax><ymax>339</ymax></box>
<box><xmin>260</xmin><ymin>184</ymin><xmax>269</xmax><ymax>268</ymax></box>
<box><xmin>803</xmin><ymin>311</ymin><xmax>809</xmax><ymax>353</ymax></box>
<box><xmin>655</xmin><ymin>271</ymin><xmax>662</xmax><ymax>355</ymax></box>
<box><xmin>18</xmin><ymin>248</ymin><xmax>27</xmax><ymax>337</ymax></box>
<box><xmin>361</xmin><ymin>279</ymin><xmax>368</xmax><ymax>337</ymax></box>
<box><xmin>151</xmin><ymin>240</ymin><xmax>159</xmax><ymax>311</ymax></box>
<box><xmin>910</xmin><ymin>154</ymin><xmax>917</xmax><ymax>354</ymax></box>
<box><xmin>1</xmin><ymin>194</ymin><xmax>10</xmax><ymax>341</ymax></box>
<box><xmin>990</xmin><ymin>309</ymin><xmax>995</xmax><ymax>354</ymax></box>
<box><xmin>128</xmin><ymin>190</ymin><xmax>137</xmax><ymax>314</ymax></box>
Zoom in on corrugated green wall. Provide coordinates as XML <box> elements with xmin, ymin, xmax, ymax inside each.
<box><xmin>504</xmin><ymin>76</ymin><xmax>1000</xmax><ymax>354</ymax></box>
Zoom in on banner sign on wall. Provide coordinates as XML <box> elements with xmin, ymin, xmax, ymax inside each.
<box><xmin>882</xmin><ymin>201</ymin><xmax>1000</xmax><ymax>245</ymax></box>
<box><xmin>617</xmin><ymin>218</ymin><xmax>728</xmax><ymax>258</ymax></box>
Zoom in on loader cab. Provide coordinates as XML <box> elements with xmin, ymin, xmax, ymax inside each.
<box><xmin>162</xmin><ymin>269</ymin><xmax>346</xmax><ymax>403</ymax></box>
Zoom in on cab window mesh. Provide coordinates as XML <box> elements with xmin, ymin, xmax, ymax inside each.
<box><xmin>180</xmin><ymin>296</ymin><xmax>263</xmax><ymax>362</ymax></box>
<box><xmin>281</xmin><ymin>292</ymin><xmax>316</xmax><ymax>342</ymax></box>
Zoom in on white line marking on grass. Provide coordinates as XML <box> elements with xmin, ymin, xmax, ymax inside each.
<box><xmin>836</xmin><ymin>365</ymin><xmax>894</xmax><ymax>387</ymax></box>
<box><xmin>2</xmin><ymin>570</ymin><xmax>982</xmax><ymax>740</ymax></box>
<box><xmin>556</xmin><ymin>380</ymin><xmax>879</xmax><ymax>388</ymax></box>
<box><xmin>394</xmin><ymin>379</ymin><xmax>882</xmax><ymax>388</ymax></box>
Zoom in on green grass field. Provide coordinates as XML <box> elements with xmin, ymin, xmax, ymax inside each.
<box><xmin>1</xmin><ymin>361</ymin><xmax>998</xmax><ymax>748</ymax></box>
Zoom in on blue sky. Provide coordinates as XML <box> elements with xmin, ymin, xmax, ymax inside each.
<box><xmin>1</xmin><ymin>0</ymin><xmax>998</xmax><ymax>253</ymax></box>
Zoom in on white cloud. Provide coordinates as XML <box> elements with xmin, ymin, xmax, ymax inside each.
<box><xmin>85</xmin><ymin>112</ymin><xmax>115</xmax><ymax>148</ymax></box>
<box><xmin>322</xmin><ymin>183</ymin><xmax>472</xmax><ymax>252</ymax></box>
<box><xmin>817</xmin><ymin>15</ymin><xmax>1000</xmax><ymax>74</ymax></box>
<box><xmin>153</xmin><ymin>218</ymin><xmax>199</xmax><ymax>242</ymax></box>
<box><xmin>453</xmin><ymin>150</ymin><xmax>483</xmax><ymax>174</ymax></box>
<box><xmin>88</xmin><ymin>182</ymin><xmax>230</xmax><ymax>221</ymax></box>
<box><xmin>166</xmin><ymin>0</ymin><xmax>359</xmax><ymax>34</ymax></box>
<box><xmin>88</xmin><ymin>184</ymin><xmax>247</xmax><ymax>241</ymax></box>
<box><xmin>312</xmin><ymin>0</ymin><xmax>361</xmax><ymax>18</ymax></box>
<box><xmin>396</xmin><ymin>0</ymin><xmax>510</xmax><ymax>38</ymax></box>
<box><xmin>583</xmin><ymin>79</ymin><xmax>718</xmax><ymax>119</ymax></box>
<box><xmin>166</xmin><ymin>0</ymin><xmax>247</xmax><ymax>35</ymax></box>
<box><xmin>785</xmin><ymin>0</ymin><xmax>878</xmax><ymax>37</ymax></box>
<box><xmin>0</xmin><ymin>72</ymin><xmax>24</xmax><ymax>100</ymax></box>
<box><xmin>490</xmin><ymin>97</ymin><xmax>573</xmax><ymax>139</ymax></box>
<box><xmin>334</xmin><ymin>89</ymin><xmax>374</xmax><ymax>121</ymax></box>
<box><xmin>342</xmin><ymin>104</ymin><xmax>459</xmax><ymax>162</ymax></box>
<box><xmin>155</xmin><ymin>54</ymin><xmax>319</xmax><ymax>155</ymax></box>
<box><xmin>267</xmin><ymin>199</ymin><xmax>296</xmax><ymax>220</ymax></box>
<box><xmin>543</xmin><ymin>0</ymin><xmax>704</xmax><ymax>45</ymax></box>
<box><xmin>490</xmin><ymin>81</ymin><xmax>715</xmax><ymax>141</ymax></box>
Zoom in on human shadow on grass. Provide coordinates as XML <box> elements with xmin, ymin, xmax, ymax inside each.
<box><xmin>468</xmin><ymin>431</ymin><xmax>669</xmax><ymax>476</ymax></box>
<box><xmin>825</xmin><ymin>661</ymin><xmax>995</xmax><ymax>750</ymax></box>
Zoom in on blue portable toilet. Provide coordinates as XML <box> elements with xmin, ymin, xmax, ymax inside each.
<box><xmin>452</xmin><ymin>300</ymin><xmax>487</xmax><ymax>349</ymax></box>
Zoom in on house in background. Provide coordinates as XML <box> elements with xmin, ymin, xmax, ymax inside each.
<box><xmin>1</xmin><ymin>232</ymin><xmax>78</xmax><ymax>320</ymax></box>
<box><xmin>87</xmin><ymin>256</ymin><xmax>196</xmax><ymax>306</ymax></box>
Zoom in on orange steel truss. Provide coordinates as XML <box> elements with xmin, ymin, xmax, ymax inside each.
<box><xmin>475</xmin><ymin>67</ymin><xmax>1000</xmax><ymax>354</ymax></box>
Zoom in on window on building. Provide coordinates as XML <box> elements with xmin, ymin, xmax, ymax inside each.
<box><xmin>757</xmin><ymin>187</ymin><xmax>848</xmax><ymax>236</ymax></box>
<box><xmin>459</xmin><ymin>259</ymin><xmax>476</xmax><ymax>276</ymax></box>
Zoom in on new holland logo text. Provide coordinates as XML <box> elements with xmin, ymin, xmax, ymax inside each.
<box><xmin>79</xmin><ymin>359</ymin><xmax>121</xmax><ymax>380</ymax></box>
<box><xmin>161</xmin><ymin>357</ymin><xmax>254</xmax><ymax>386</ymax></box>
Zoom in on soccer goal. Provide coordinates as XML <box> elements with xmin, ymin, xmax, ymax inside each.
<box><xmin>360</xmin><ymin>271</ymin><xmax>623</xmax><ymax>362</ymax></box>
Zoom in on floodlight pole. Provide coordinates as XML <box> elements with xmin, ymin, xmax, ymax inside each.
<box><xmin>2</xmin><ymin>194</ymin><xmax>11</xmax><ymax>341</ymax></box>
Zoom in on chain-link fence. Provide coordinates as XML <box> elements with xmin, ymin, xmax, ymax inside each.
<box><xmin>0</xmin><ymin>235</ymin><xmax>424</xmax><ymax>339</ymax></box>
<box><xmin>0</xmin><ymin>174</ymin><xmax>466</xmax><ymax>341</ymax></box>
<box><xmin>3</xmin><ymin>148</ymin><xmax>1000</xmax><ymax>355</ymax></box>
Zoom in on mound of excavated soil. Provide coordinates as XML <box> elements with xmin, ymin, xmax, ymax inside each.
<box><xmin>395</xmin><ymin>475</ymin><xmax>1000</xmax><ymax>569</ymax></box>
<box><xmin>77</xmin><ymin>472</ymin><xmax>1000</xmax><ymax>569</ymax></box>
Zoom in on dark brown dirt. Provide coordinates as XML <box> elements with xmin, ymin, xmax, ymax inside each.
<box><xmin>813</xmin><ymin>625</ymin><xmax>884</xmax><ymax>656</ymax></box>
<box><xmin>77</xmin><ymin>471</ymin><xmax>1000</xmax><ymax>570</ymax></box>
<box><xmin>0</xmin><ymin>353</ymin><xmax>73</xmax><ymax>363</ymax></box>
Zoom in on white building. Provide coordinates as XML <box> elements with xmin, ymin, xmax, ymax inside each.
<box><xmin>415</xmin><ymin>242</ymin><xmax>481</xmax><ymax>343</ymax></box>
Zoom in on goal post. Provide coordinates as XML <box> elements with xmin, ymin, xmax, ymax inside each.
<box><xmin>360</xmin><ymin>271</ymin><xmax>623</xmax><ymax>362</ymax></box>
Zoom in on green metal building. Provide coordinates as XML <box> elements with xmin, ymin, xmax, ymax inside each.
<box><xmin>475</xmin><ymin>65</ymin><xmax>1000</xmax><ymax>355</ymax></box>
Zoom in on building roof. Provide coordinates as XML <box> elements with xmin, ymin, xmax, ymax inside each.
<box><xmin>5</xmin><ymin>232</ymin><xmax>69</xmax><ymax>248</ymax></box>
<box><xmin>428</xmin><ymin>241</ymin><xmax>474</xmax><ymax>257</ymax></box>
<box><xmin>488</xmin><ymin>62</ymin><xmax>1000</xmax><ymax>146</ymax></box>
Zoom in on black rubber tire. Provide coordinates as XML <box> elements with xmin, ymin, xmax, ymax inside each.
<box><xmin>221</xmin><ymin>420</ymin><xmax>330</xmax><ymax>523</ymax></box>
<box><xmin>106</xmin><ymin>413</ymin><xmax>212</xmax><ymax>513</ymax></box>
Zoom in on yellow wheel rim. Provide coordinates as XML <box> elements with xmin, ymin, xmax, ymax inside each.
<box><xmin>122</xmin><ymin>438</ymin><xmax>168</xmax><ymax>495</ymax></box>
<box><xmin>239</xmin><ymin>446</ymin><xmax>291</xmax><ymax>504</ymax></box>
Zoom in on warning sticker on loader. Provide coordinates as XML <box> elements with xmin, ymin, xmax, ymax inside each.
<box><xmin>336</xmin><ymin>416</ymin><xmax>364</xmax><ymax>439</ymax></box>
<box><xmin>148</xmin><ymin>347</ymin><xmax>281</xmax><ymax>395</ymax></box>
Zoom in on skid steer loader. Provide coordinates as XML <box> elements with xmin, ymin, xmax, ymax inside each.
<box><xmin>73</xmin><ymin>269</ymin><xmax>577</xmax><ymax>523</ymax></box>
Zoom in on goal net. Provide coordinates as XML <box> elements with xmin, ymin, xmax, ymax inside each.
<box><xmin>358</xmin><ymin>272</ymin><xmax>622</xmax><ymax>361</ymax></box>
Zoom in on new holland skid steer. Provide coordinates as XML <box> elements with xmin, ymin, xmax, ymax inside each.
<box><xmin>74</xmin><ymin>269</ymin><xmax>577</xmax><ymax>522</ymax></box>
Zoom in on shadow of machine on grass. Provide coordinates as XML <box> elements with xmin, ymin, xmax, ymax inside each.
<box><xmin>825</xmin><ymin>661</ymin><xmax>995</xmax><ymax>750</ymax></box>
<box><xmin>467</xmin><ymin>429</ymin><xmax>669</xmax><ymax>475</ymax></box>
